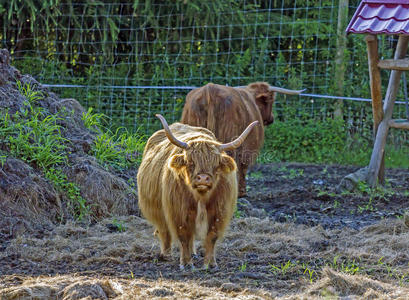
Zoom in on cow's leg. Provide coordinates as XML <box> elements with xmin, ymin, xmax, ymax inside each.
<box><xmin>175</xmin><ymin>210</ymin><xmax>196</xmax><ymax>270</ymax></box>
<box><xmin>189</xmin><ymin>237</ymin><xmax>197</xmax><ymax>256</ymax></box>
<box><xmin>203</xmin><ymin>209</ymin><xmax>224</xmax><ymax>268</ymax></box>
<box><xmin>203</xmin><ymin>227</ymin><xmax>218</xmax><ymax>268</ymax></box>
<box><xmin>238</xmin><ymin>164</ymin><xmax>248</xmax><ymax>197</ymax></box>
<box><xmin>177</xmin><ymin>231</ymin><xmax>195</xmax><ymax>270</ymax></box>
<box><xmin>155</xmin><ymin>226</ymin><xmax>171</xmax><ymax>258</ymax></box>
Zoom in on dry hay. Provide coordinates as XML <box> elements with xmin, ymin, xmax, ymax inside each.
<box><xmin>1</xmin><ymin>216</ymin><xmax>334</xmax><ymax>271</ymax></box>
<box><xmin>0</xmin><ymin>276</ymin><xmax>118</xmax><ymax>300</ymax></box>
<box><xmin>0</xmin><ymin>158</ymin><xmax>60</xmax><ymax>239</ymax></box>
<box><xmin>1</xmin><ymin>271</ymin><xmax>409</xmax><ymax>300</ymax></box>
<box><xmin>2</xmin><ymin>215</ymin><xmax>409</xmax><ymax>299</ymax></box>
<box><xmin>65</xmin><ymin>157</ymin><xmax>139</xmax><ymax>218</ymax></box>
<box><xmin>1</xmin><ymin>216</ymin><xmax>152</xmax><ymax>266</ymax></box>
<box><xmin>288</xmin><ymin>267</ymin><xmax>409</xmax><ymax>299</ymax></box>
<box><xmin>336</xmin><ymin>218</ymin><xmax>409</xmax><ymax>267</ymax></box>
<box><xmin>0</xmin><ymin>275</ymin><xmax>269</xmax><ymax>300</ymax></box>
<box><xmin>225</xmin><ymin>217</ymin><xmax>331</xmax><ymax>258</ymax></box>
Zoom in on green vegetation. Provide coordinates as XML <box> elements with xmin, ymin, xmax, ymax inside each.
<box><xmin>259</xmin><ymin>113</ymin><xmax>409</xmax><ymax>168</ymax></box>
<box><xmin>0</xmin><ymin>82</ymin><xmax>145</xmax><ymax>220</ymax></box>
<box><xmin>234</xmin><ymin>207</ymin><xmax>243</xmax><ymax>219</ymax></box>
<box><xmin>265</xmin><ymin>256</ymin><xmax>409</xmax><ymax>285</ymax></box>
<box><xmin>111</xmin><ymin>218</ymin><xmax>127</xmax><ymax>232</ymax></box>
<box><xmin>45</xmin><ymin>168</ymin><xmax>90</xmax><ymax>221</ymax></box>
<box><xmin>278</xmin><ymin>166</ymin><xmax>305</xmax><ymax>179</ymax></box>
<box><xmin>82</xmin><ymin>107</ymin><xmax>146</xmax><ymax>168</ymax></box>
<box><xmin>330</xmin><ymin>255</ymin><xmax>361</xmax><ymax>275</ymax></box>
<box><xmin>270</xmin><ymin>260</ymin><xmax>297</xmax><ymax>275</ymax></box>
<box><xmin>238</xmin><ymin>262</ymin><xmax>248</xmax><ymax>272</ymax></box>
<box><xmin>0</xmin><ymin>0</ymin><xmax>407</xmax><ymax>168</ymax></box>
<box><xmin>92</xmin><ymin>128</ymin><xmax>145</xmax><ymax>169</ymax></box>
<box><xmin>4</xmin><ymin>82</ymin><xmax>67</xmax><ymax>169</ymax></box>
<box><xmin>302</xmin><ymin>263</ymin><xmax>317</xmax><ymax>283</ymax></box>
<box><xmin>0</xmin><ymin>82</ymin><xmax>92</xmax><ymax>220</ymax></box>
<box><xmin>248</xmin><ymin>171</ymin><xmax>263</xmax><ymax>179</ymax></box>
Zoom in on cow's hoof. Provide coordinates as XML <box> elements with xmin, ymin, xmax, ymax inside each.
<box><xmin>180</xmin><ymin>264</ymin><xmax>195</xmax><ymax>271</ymax></box>
<box><xmin>155</xmin><ymin>253</ymin><xmax>169</xmax><ymax>262</ymax></box>
<box><xmin>238</xmin><ymin>192</ymin><xmax>247</xmax><ymax>197</ymax></box>
<box><xmin>203</xmin><ymin>263</ymin><xmax>219</xmax><ymax>271</ymax></box>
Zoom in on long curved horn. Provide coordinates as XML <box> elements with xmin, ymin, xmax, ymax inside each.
<box><xmin>156</xmin><ymin>114</ymin><xmax>188</xmax><ymax>149</ymax></box>
<box><xmin>219</xmin><ymin>121</ymin><xmax>259</xmax><ymax>152</ymax></box>
<box><xmin>268</xmin><ymin>86</ymin><xmax>306</xmax><ymax>95</ymax></box>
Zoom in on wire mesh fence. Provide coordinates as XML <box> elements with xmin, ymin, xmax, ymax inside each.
<box><xmin>0</xmin><ymin>0</ymin><xmax>408</xmax><ymax>144</ymax></box>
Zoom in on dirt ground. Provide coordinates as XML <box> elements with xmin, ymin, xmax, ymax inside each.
<box><xmin>1</xmin><ymin>163</ymin><xmax>409</xmax><ymax>299</ymax></box>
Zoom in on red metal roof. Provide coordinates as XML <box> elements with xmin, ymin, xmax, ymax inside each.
<box><xmin>346</xmin><ymin>0</ymin><xmax>409</xmax><ymax>35</ymax></box>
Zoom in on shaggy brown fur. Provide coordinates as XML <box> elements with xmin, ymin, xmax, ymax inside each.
<box><xmin>181</xmin><ymin>82</ymin><xmax>302</xmax><ymax>196</ymax></box>
<box><xmin>137</xmin><ymin>122</ymin><xmax>238</xmax><ymax>269</ymax></box>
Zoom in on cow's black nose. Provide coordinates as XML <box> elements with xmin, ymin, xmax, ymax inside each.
<box><xmin>196</xmin><ymin>174</ymin><xmax>211</xmax><ymax>184</ymax></box>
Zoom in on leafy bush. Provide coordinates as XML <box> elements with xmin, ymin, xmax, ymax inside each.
<box><xmin>259</xmin><ymin>114</ymin><xmax>409</xmax><ymax>168</ymax></box>
<box><xmin>260</xmin><ymin>117</ymin><xmax>348</xmax><ymax>163</ymax></box>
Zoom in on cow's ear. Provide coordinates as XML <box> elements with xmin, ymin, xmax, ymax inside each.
<box><xmin>169</xmin><ymin>154</ymin><xmax>186</xmax><ymax>170</ymax></box>
<box><xmin>220</xmin><ymin>154</ymin><xmax>236</xmax><ymax>173</ymax></box>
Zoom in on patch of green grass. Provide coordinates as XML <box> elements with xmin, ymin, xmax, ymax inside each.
<box><xmin>353</xmin><ymin>181</ymin><xmax>396</xmax><ymax>213</ymax></box>
<box><xmin>329</xmin><ymin>255</ymin><xmax>361</xmax><ymax>275</ymax></box>
<box><xmin>1</xmin><ymin>83</ymin><xmax>67</xmax><ymax>169</ymax></box>
<box><xmin>281</xmin><ymin>167</ymin><xmax>304</xmax><ymax>179</ymax></box>
<box><xmin>82</xmin><ymin>107</ymin><xmax>106</xmax><ymax>131</ymax></box>
<box><xmin>45</xmin><ymin>168</ymin><xmax>91</xmax><ymax>220</ymax></box>
<box><xmin>112</xmin><ymin>218</ymin><xmax>127</xmax><ymax>232</ymax></box>
<box><xmin>238</xmin><ymin>261</ymin><xmax>247</xmax><ymax>272</ymax></box>
<box><xmin>91</xmin><ymin>126</ymin><xmax>146</xmax><ymax>170</ymax></box>
<box><xmin>234</xmin><ymin>207</ymin><xmax>243</xmax><ymax>218</ymax></box>
<box><xmin>234</xmin><ymin>198</ymin><xmax>249</xmax><ymax>218</ymax></box>
<box><xmin>316</xmin><ymin>189</ymin><xmax>337</xmax><ymax>198</ymax></box>
<box><xmin>270</xmin><ymin>260</ymin><xmax>297</xmax><ymax>275</ymax></box>
<box><xmin>0</xmin><ymin>81</ymin><xmax>90</xmax><ymax>220</ymax></box>
<box><xmin>302</xmin><ymin>263</ymin><xmax>317</xmax><ymax>283</ymax></box>
<box><xmin>247</xmin><ymin>170</ymin><xmax>263</xmax><ymax>179</ymax></box>
<box><xmin>259</xmin><ymin>114</ymin><xmax>409</xmax><ymax>168</ymax></box>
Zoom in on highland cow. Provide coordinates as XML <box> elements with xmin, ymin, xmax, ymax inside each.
<box><xmin>137</xmin><ymin>114</ymin><xmax>258</xmax><ymax>269</ymax></box>
<box><xmin>181</xmin><ymin>82</ymin><xmax>305</xmax><ymax>196</ymax></box>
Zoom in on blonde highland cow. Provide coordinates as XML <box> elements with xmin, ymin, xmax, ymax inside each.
<box><xmin>137</xmin><ymin>114</ymin><xmax>258</xmax><ymax>270</ymax></box>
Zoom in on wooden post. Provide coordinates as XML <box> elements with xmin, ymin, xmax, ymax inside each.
<box><xmin>365</xmin><ymin>34</ymin><xmax>385</xmax><ymax>183</ymax></box>
<box><xmin>389</xmin><ymin>119</ymin><xmax>409</xmax><ymax>129</ymax></box>
<box><xmin>365</xmin><ymin>34</ymin><xmax>383</xmax><ymax>136</ymax></box>
<box><xmin>367</xmin><ymin>35</ymin><xmax>409</xmax><ymax>187</ymax></box>
<box><xmin>334</xmin><ymin>0</ymin><xmax>349</xmax><ymax>118</ymax></box>
<box><xmin>378</xmin><ymin>59</ymin><xmax>409</xmax><ymax>70</ymax></box>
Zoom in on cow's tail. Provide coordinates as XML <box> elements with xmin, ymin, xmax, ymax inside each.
<box><xmin>205</xmin><ymin>83</ymin><xmax>217</xmax><ymax>134</ymax></box>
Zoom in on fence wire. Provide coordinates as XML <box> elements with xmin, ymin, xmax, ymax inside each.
<box><xmin>0</xmin><ymin>0</ymin><xmax>408</xmax><ymax>144</ymax></box>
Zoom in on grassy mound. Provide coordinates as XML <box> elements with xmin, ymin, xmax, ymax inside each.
<box><xmin>0</xmin><ymin>49</ymin><xmax>144</xmax><ymax>240</ymax></box>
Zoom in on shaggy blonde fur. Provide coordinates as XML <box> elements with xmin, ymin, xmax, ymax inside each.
<box><xmin>137</xmin><ymin>122</ymin><xmax>238</xmax><ymax>268</ymax></box>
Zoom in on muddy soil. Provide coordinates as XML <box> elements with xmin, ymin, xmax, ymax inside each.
<box><xmin>1</xmin><ymin>163</ymin><xmax>409</xmax><ymax>299</ymax></box>
<box><xmin>245</xmin><ymin>163</ymin><xmax>409</xmax><ymax>230</ymax></box>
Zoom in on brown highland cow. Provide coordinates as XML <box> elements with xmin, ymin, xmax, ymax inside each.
<box><xmin>181</xmin><ymin>82</ymin><xmax>305</xmax><ymax>196</ymax></box>
<box><xmin>137</xmin><ymin>114</ymin><xmax>258</xmax><ymax>270</ymax></box>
